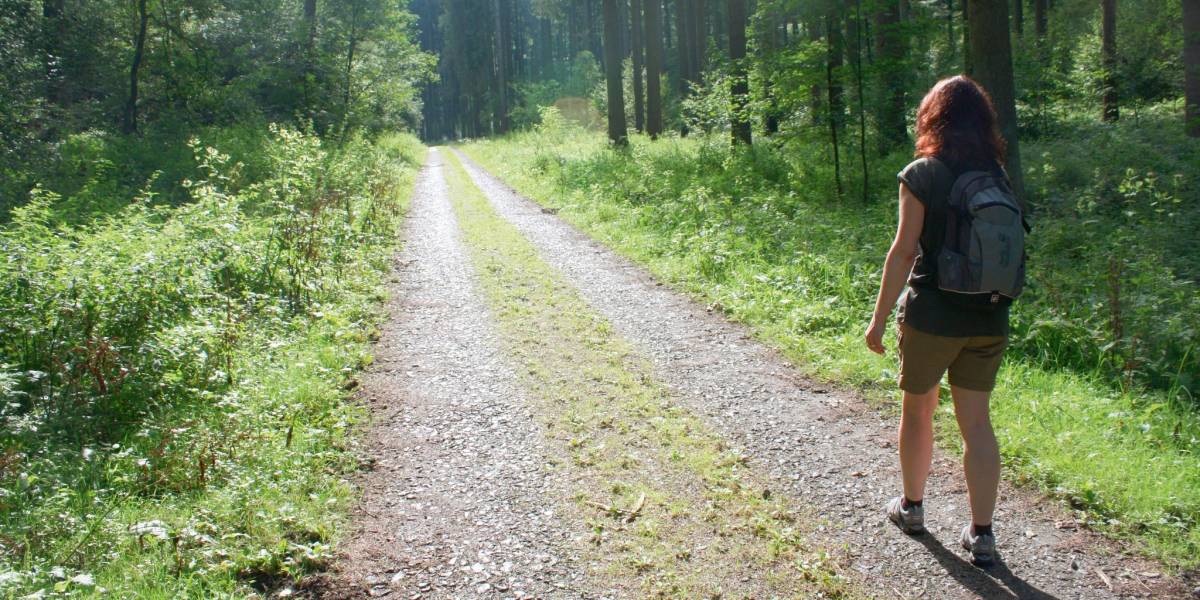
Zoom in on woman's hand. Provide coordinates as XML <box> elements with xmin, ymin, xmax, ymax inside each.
<box><xmin>864</xmin><ymin>317</ymin><xmax>886</xmax><ymax>355</ymax></box>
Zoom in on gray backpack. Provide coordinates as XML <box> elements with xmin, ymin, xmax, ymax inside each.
<box><xmin>936</xmin><ymin>165</ymin><xmax>1028</xmax><ymax>308</ymax></box>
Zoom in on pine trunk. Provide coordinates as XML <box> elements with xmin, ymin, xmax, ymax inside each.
<box><xmin>967</xmin><ymin>0</ymin><xmax>1026</xmax><ymax>202</ymax></box>
<box><xmin>123</xmin><ymin>0</ymin><xmax>149</xmax><ymax>134</ymax></box>
<box><xmin>1034</xmin><ymin>0</ymin><xmax>1047</xmax><ymax>38</ymax></box>
<box><xmin>603</xmin><ymin>0</ymin><xmax>629</xmax><ymax>145</ymax></box>
<box><xmin>496</xmin><ymin>0</ymin><xmax>512</xmax><ymax>133</ymax></box>
<box><xmin>688</xmin><ymin>0</ymin><xmax>705</xmax><ymax>80</ymax></box>
<box><xmin>826</xmin><ymin>12</ymin><xmax>844</xmax><ymax>197</ymax></box>
<box><xmin>632</xmin><ymin>0</ymin><xmax>646</xmax><ymax>132</ymax></box>
<box><xmin>1186</xmin><ymin>0</ymin><xmax>1200</xmax><ymax>137</ymax></box>
<box><xmin>646</xmin><ymin>0</ymin><xmax>665</xmax><ymax>137</ymax></box>
<box><xmin>675</xmin><ymin>0</ymin><xmax>691</xmax><ymax>94</ymax></box>
<box><xmin>43</xmin><ymin>0</ymin><xmax>67</xmax><ymax>107</ymax></box>
<box><xmin>728</xmin><ymin>0</ymin><xmax>751</xmax><ymax>145</ymax></box>
<box><xmin>874</xmin><ymin>0</ymin><xmax>908</xmax><ymax>152</ymax></box>
<box><xmin>1101</xmin><ymin>0</ymin><xmax>1118</xmax><ymax>122</ymax></box>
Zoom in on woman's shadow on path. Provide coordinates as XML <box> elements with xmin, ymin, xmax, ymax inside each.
<box><xmin>912</xmin><ymin>531</ymin><xmax>1060</xmax><ymax>599</ymax></box>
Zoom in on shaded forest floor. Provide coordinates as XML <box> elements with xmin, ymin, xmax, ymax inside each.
<box><xmin>319</xmin><ymin>147</ymin><xmax>1193</xmax><ymax>599</ymax></box>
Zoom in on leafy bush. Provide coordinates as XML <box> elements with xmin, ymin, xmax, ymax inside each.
<box><xmin>0</xmin><ymin>126</ymin><xmax>422</xmax><ymax>596</ymax></box>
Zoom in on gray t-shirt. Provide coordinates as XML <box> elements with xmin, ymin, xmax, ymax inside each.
<box><xmin>896</xmin><ymin>157</ymin><xmax>1009</xmax><ymax>338</ymax></box>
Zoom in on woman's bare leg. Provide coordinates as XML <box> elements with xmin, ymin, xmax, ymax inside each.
<box><xmin>951</xmin><ymin>385</ymin><xmax>1000</xmax><ymax>526</ymax></box>
<box><xmin>899</xmin><ymin>387</ymin><xmax>940</xmax><ymax>501</ymax></box>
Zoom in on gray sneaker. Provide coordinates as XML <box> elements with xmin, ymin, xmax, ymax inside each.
<box><xmin>960</xmin><ymin>524</ymin><xmax>996</xmax><ymax>566</ymax></box>
<box><xmin>886</xmin><ymin>496</ymin><xmax>925</xmax><ymax>534</ymax></box>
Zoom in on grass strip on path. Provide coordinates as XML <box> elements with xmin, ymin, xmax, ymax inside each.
<box><xmin>441</xmin><ymin>149</ymin><xmax>861</xmax><ymax>599</ymax></box>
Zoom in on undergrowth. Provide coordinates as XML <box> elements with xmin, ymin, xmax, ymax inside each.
<box><xmin>0</xmin><ymin>127</ymin><xmax>424</xmax><ymax>597</ymax></box>
<box><xmin>459</xmin><ymin>105</ymin><xmax>1200</xmax><ymax>571</ymax></box>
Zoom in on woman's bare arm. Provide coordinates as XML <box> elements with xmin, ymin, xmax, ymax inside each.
<box><xmin>865</xmin><ymin>183</ymin><xmax>925</xmax><ymax>354</ymax></box>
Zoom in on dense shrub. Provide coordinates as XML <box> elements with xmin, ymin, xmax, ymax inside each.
<box><xmin>0</xmin><ymin>126</ymin><xmax>422</xmax><ymax>596</ymax></box>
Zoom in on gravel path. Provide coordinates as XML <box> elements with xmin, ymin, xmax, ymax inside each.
<box><xmin>450</xmin><ymin>148</ymin><xmax>1189</xmax><ymax>600</ymax></box>
<box><xmin>322</xmin><ymin>150</ymin><xmax>600</xmax><ymax>600</ymax></box>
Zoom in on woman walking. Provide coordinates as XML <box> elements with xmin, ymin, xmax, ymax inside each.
<box><xmin>864</xmin><ymin>75</ymin><xmax>1024</xmax><ymax>566</ymax></box>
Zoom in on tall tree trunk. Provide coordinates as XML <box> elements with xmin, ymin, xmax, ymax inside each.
<box><xmin>341</xmin><ymin>0</ymin><xmax>360</xmax><ymax>139</ymax></box>
<box><xmin>826</xmin><ymin>12</ymin><xmax>844</xmax><ymax>198</ymax></box>
<box><xmin>538</xmin><ymin>17</ymin><xmax>552</xmax><ymax>79</ymax></box>
<box><xmin>946</xmin><ymin>0</ymin><xmax>957</xmax><ymax>67</ymax></box>
<box><xmin>568</xmin><ymin>1</ymin><xmax>581</xmax><ymax>58</ymax></box>
<box><xmin>1101</xmin><ymin>0</ymin><xmax>1118</xmax><ymax>122</ymax></box>
<box><xmin>603</xmin><ymin>0</ymin><xmax>629</xmax><ymax>145</ymax></box>
<box><xmin>963</xmin><ymin>0</ymin><xmax>972</xmax><ymax>74</ymax></box>
<box><xmin>852</xmin><ymin>0</ymin><xmax>869</xmax><ymax>201</ymax></box>
<box><xmin>1034</xmin><ymin>0</ymin><xmax>1047</xmax><ymax>38</ymax></box>
<box><xmin>688</xmin><ymin>0</ymin><xmax>705</xmax><ymax>80</ymax></box>
<box><xmin>511</xmin><ymin>0</ymin><xmax>523</xmax><ymax>79</ymax></box>
<box><xmin>632</xmin><ymin>0</ymin><xmax>646</xmax><ymax>132</ymax></box>
<box><xmin>123</xmin><ymin>0</ymin><xmax>149</xmax><ymax>134</ymax></box>
<box><xmin>645</xmin><ymin>0</ymin><xmax>665</xmax><ymax>137</ymax></box>
<box><xmin>728</xmin><ymin>0</ymin><xmax>750</xmax><ymax>145</ymax></box>
<box><xmin>761</xmin><ymin>10</ymin><xmax>781</xmax><ymax>135</ymax></box>
<box><xmin>495</xmin><ymin>0</ymin><xmax>511</xmax><ymax>133</ymax></box>
<box><xmin>675</xmin><ymin>0</ymin><xmax>691</xmax><ymax>94</ymax></box>
<box><xmin>1186</xmin><ymin>0</ymin><xmax>1200</xmax><ymax>137</ymax></box>
<box><xmin>42</xmin><ymin>0</ymin><xmax>67</xmax><ymax>107</ymax></box>
<box><xmin>967</xmin><ymin>0</ymin><xmax>1026</xmax><ymax>202</ymax></box>
<box><xmin>590</xmin><ymin>0</ymin><xmax>604</xmax><ymax>63</ymax></box>
<box><xmin>826</xmin><ymin>9</ymin><xmax>845</xmax><ymax>134</ymax></box>
<box><xmin>1013</xmin><ymin>0</ymin><xmax>1023</xmax><ymax>36</ymax></box>
<box><xmin>874</xmin><ymin>0</ymin><xmax>908</xmax><ymax>153</ymax></box>
<box><xmin>303</xmin><ymin>0</ymin><xmax>318</xmax><ymax>114</ymax></box>
<box><xmin>810</xmin><ymin>19</ymin><xmax>823</xmax><ymax>127</ymax></box>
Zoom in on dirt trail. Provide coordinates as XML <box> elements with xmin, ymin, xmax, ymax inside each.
<box><xmin>449</xmin><ymin>148</ymin><xmax>1189</xmax><ymax>600</ymax></box>
<box><xmin>321</xmin><ymin>147</ymin><xmax>1189</xmax><ymax>599</ymax></box>
<box><xmin>320</xmin><ymin>149</ymin><xmax>600</xmax><ymax>599</ymax></box>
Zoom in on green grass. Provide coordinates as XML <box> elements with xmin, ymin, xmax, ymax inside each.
<box><xmin>457</xmin><ymin>114</ymin><xmax>1200</xmax><ymax>572</ymax></box>
<box><xmin>0</xmin><ymin>129</ymin><xmax>425</xmax><ymax>597</ymax></box>
<box><xmin>441</xmin><ymin>149</ymin><xmax>859</xmax><ymax>599</ymax></box>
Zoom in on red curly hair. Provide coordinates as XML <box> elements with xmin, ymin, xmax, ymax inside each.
<box><xmin>914</xmin><ymin>75</ymin><xmax>1007</xmax><ymax>167</ymax></box>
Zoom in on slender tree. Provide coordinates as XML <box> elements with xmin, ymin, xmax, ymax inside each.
<box><xmin>1034</xmin><ymin>0</ymin><xmax>1047</xmax><ymax>38</ymax></box>
<box><xmin>874</xmin><ymin>0</ymin><xmax>908</xmax><ymax>152</ymax></box>
<box><xmin>728</xmin><ymin>0</ymin><xmax>750</xmax><ymax>145</ymax></box>
<box><xmin>852</xmin><ymin>0</ymin><xmax>869</xmax><ymax>201</ymax></box>
<box><xmin>340</xmin><ymin>0</ymin><xmax>362</xmax><ymax>139</ymax></box>
<box><xmin>826</xmin><ymin>11</ymin><xmax>844</xmax><ymax>198</ymax></box>
<box><xmin>648</xmin><ymin>0</ymin><xmax>667</xmax><ymax>136</ymax></box>
<box><xmin>1187</xmin><ymin>0</ymin><xmax>1200</xmax><ymax>137</ymax></box>
<box><xmin>603</xmin><ymin>0</ymin><xmax>628</xmax><ymax>145</ymax></box>
<box><xmin>688</xmin><ymin>0</ymin><xmax>705</xmax><ymax>80</ymax></box>
<box><xmin>967</xmin><ymin>0</ymin><xmax>1026</xmax><ymax>201</ymax></box>
<box><xmin>1013</xmin><ymin>0</ymin><xmax>1024</xmax><ymax>36</ymax></box>
<box><xmin>1101</xmin><ymin>0</ymin><xmax>1118</xmax><ymax>121</ymax></box>
<box><xmin>963</xmin><ymin>0</ymin><xmax>972</xmax><ymax>73</ymax></box>
<box><xmin>42</xmin><ymin>0</ymin><xmax>67</xmax><ymax>107</ymax></box>
<box><xmin>676</xmin><ymin>0</ymin><xmax>692</xmax><ymax>94</ymax></box>
<box><xmin>946</xmin><ymin>0</ymin><xmax>956</xmax><ymax>62</ymax></box>
<box><xmin>645</xmin><ymin>0</ymin><xmax>664</xmax><ymax>137</ymax></box>
<box><xmin>303</xmin><ymin>0</ymin><xmax>318</xmax><ymax>114</ymax></box>
<box><xmin>760</xmin><ymin>9</ymin><xmax>781</xmax><ymax>135</ymax></box>
<box><xmin>494</xmin><ymin>0</ymin><xmax>511</xmax><ymax>133</ymax></box>
<box><xmin>123</xmin><ymin>0</ymin><xmax>150</xmax><ymax>134</ymax></box>
<box><xmin>632</xmin><ymin>0</ymin><xmax>645</xmax><ymax>132</ymax></box>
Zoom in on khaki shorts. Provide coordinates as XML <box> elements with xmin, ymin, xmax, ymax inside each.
<box><xmin>897</xmin><ymin>322</ymin><xmax>1008</xmax><ymax>393</ymax></box>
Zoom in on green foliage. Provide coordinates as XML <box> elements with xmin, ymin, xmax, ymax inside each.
<box><xmin>0</xmin><ymin>0</ymin><xmax>433</xmax><ymax>217</ymax></box>
<box><xmin>0</xmin><ymin>126</ymin><xmax>423</xmax><ymax>597</ymax></box>
<box><xmin>461</xmin><ymin>111</ymin><xmax>1200</xmax><ymax>567</ymax></box>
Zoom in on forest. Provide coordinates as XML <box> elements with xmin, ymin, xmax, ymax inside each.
<box><xmin>1</xmin><ymin>0</ymin><xmax>1199</xmax><ymax>597</ymax></box>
